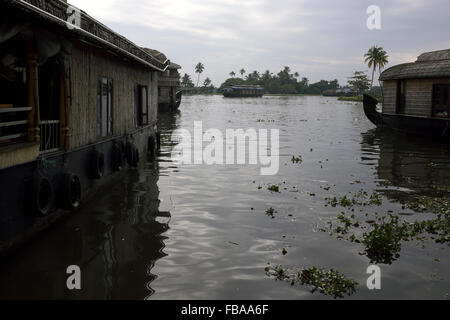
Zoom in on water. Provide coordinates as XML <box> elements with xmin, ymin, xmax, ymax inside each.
<box><xmin>0</xmin><ymin>95</ymin><xmax>449</xmax><ymax>299</ymax></box>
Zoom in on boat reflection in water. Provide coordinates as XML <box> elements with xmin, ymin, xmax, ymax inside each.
<box><xmin>353</xmin><ymin>128</ymin><xmax>450</xmax><ymax>265</ymax></box>
<box><xmin>361</xmin><ymin>128</ymin><xmax>450</xmax><ymax>197</ymax></box>
<box><xmin>0</xmin><ymin>111</ymin><xmax>182</xmax><ymax>299</ymax></box>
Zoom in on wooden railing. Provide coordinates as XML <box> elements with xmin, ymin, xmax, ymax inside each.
<box><xmin>39</xmin><ymin>120</ymin><xmax>60</xmax><ymax>154</ymax></box>
<box><xmin>0</xmin><ymin>106</ymin><xmax>31</xmax><ymax>143</ymax></box>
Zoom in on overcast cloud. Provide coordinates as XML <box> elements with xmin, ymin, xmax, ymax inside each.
<box><xmin>69</xmin><ymin>0</ymin><xmax>450</xmax><ymax>86</ymax></box>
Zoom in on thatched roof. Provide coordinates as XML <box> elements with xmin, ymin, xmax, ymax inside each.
<box><xmin>2</xmin><ymin>0</ymin><xmax>170</xmax><ymax>71</ymax></box>
<box><xmin>141</xmin><ymin>48</ymin><xmax>181</xmax><ymax>69</ymax></box>
<box><xmin>417</xmin><ymin>49</ymin><xmax>450</xmax><ymax>62</ymax></box>
<box><xmin>380</xmin><ymin>49</ymin><xmax>450</xmax><ymax>81</ymax></box>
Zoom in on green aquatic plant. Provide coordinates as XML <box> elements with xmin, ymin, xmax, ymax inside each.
<box><xmin>361</xmin><ymin>215</ymin><xmax>407</xmax><ymax>264</ymax></box>
<box><xmin>409</xmin><ymin>216</ymin><xmax>450</xmax><ymax>244</ymax></box>
<box><xmin>265</xmin><ymin>265</ymin><xmax>358</xmax><ymax>299</ymax></box>
<box><xmin>403</xmin><ymin>196</ymin><xmax>450</xmax><ymax>215</ymax></box>
<box><xmin>264</xmin><ymin>265</ymin><xmax>289</xmax><ymax>281</ymax></box>
<box><xmin>326</xmin><ymin>195</ymin><xmax>356</xmax><ymax>208</ymax></box>
<box><xmin>368</xmin><ymin>192</ymin><xmax>383</xmax><ymax>206</ymax></box>
<box><xmin>298</xmin><ymin>267</ymin><xmax>358</xmax><ymax>298</ymax></box>
<box><xmin>268</xmin><ymin>185</ymin><xmax>280</xmax><ymax>192</ymax></box>
<box><xmin>265</xmin><ymin>207</ymin><xmax>277</xmax><ymax>218</ymax></box>
<box><xmin>427</xmin><ymin>161</ymin><xmax>438</xmax><ymax>168</ymax></box>
<box><xmin>325</xmin><ymin>190</ymin><xmax>383</xmax><ymax>208</ymax></box>
<box><xmin>323</xmin><ymin>204</ymin><xmax>450</xmax><ymax>265</ymax></box>
<box><xmin>291</xmin><ymin>155</ymin><xmax>303</xmax><ymax>164</ymax></box>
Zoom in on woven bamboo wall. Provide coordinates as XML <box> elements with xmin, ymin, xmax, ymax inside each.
<box><xmin>69</xmin><ymin>41</ymin><xmax>158</xmax><ymax>149</ymax></box>
<box><xmin>383</xmin><ymin>78</ymin><xmax>450</xmax><ymax>116</ymax></box>
<box><xmin>382</xmin><ymin>80</ymin><xmax>397</xmax><ymax>114</ymax></box>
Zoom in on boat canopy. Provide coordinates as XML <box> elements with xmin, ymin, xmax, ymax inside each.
<box><xmin>230</xmin><ymin>86</ymin><xmax>263</xmax><ymax>90</ymax></box>
<box><xmin>380</xmin><ymin>49</ymin><xmax>450</xmax><ymax>81</ymax></box>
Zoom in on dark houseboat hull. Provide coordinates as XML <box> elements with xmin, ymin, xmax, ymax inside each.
<box><xmin>222</xmin><ymin>86</ymin><xmax>264</xmax><ymax>98</ymax></box>
<box><xmin>0</xmin><ymin>127</ymin><xmax>158</xmax><ymax>255</ymax></box>
<box><xmin>363</xmin><ymin>94</ymin><xmax>450</xmax><ymax>139</ymax></box>
<box><xmin>223</xmin><ymin>92</ymin><xmax>263</xmax><ymax>98</ymax></box>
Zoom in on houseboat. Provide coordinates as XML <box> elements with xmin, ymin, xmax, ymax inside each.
<box><xmin>223</xmin><ymin>85</ymin><xmax>264</xmax><ymax>98</ymax></box>
<box><xmin>0</xmin><ymin>0</ymin><xmax>172</xmax><ymax>253</ymax></box>
<box><xmin>323</xmin><ymin>87</ymin><xmax>353</xmax><ymax>97</ymax></box>
<box><xmin>142</xmin><ymin>48</ymin><xmax>182</xmax><ymax>112</ymax></box>
<box><xmin>363</xmin><ymin>48</ymin><xmax>450</xmax><ymax>139</ymax></box>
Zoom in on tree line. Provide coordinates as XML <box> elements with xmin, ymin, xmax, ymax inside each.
<box><xmin>220</xmin><ymin>67</ymin><xmax>339</xmax><ymax>94</ymax></box>
<box><xmin>181</xmin><ymin>65</ymin><xmax>340</xmax><ymax>95</ymax></box>
<box><xmin>180</xmin><ymin>46</ymin><xmax>389</xmax><ymax>96</ymax></box>
<box><xmin>181</xmin><ymin>62</ymin><xmax>213</xmax><ymax>89</ymax></box>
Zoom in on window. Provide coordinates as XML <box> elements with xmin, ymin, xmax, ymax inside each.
<box><xmin>97</xmin><ymin>77</ymin><xmax>113</xmax><ymax>137</ymax></box>
<box><xmin>396</xmin><ymin>80</ymin><xmax>406</xmax><ymax>114</ymax></box>
<box><xmin>432</xmin><ymin>84</ymin><xmax>450</xmax><ymax>118</ymax></box>
<box><xmin>137</xmin><ymin>85</ymin><xmax>149</xmax><ymax>126</ymax></box>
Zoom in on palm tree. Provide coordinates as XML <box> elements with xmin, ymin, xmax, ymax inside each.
<box><xmin>181</xmin><ymin>73</ymin><xmax>194</xmax><ymax>88</ymax></box>
<box><xmin>262</xmin><ymin>70</ymin><xmax>272</xmax><ymax>81</ymax></box>
<box><xmin>229</xmin><ymin>71</ymin><xmax>236</xmax><ymax>78</ymax></box>
<box><xmin>239</xmin><ymin>68</ymin><xmax>246</xmax><ymax>79</ymax></box>
<box><xmin>364</xmin><ymin>46</ymin><xmax>389</xmax><ymax>88</ymax></box>
<box><xmin>195</xmin><ymin>62</ymin><xmax>205</xmax><ymax>87</ymax></box>
<box><xmin>203</xmin><ymin>77</ymin><xmax>212</xmax><ymax>87</ymax></box>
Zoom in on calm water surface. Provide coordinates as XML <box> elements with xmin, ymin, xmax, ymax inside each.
<box><xmin>0</xmin><ymin>95</ymin><xmax>449</xmax><ymax>299</ymax></box>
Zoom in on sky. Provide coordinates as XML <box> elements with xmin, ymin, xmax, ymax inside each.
<box><xmin>69</xmin><ymin>0</ymin><xmax>450</xmax><ymax>87</ymax></box>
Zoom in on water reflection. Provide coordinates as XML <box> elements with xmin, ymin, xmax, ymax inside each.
<box><xmin>0</xmin><ymin>96</ymin><xmax>448</xmax><ymax>299</ymax></box>
<box><xmin>0</xmin><ymin>154</ymin><xmax>170</xmax><ymax>300</ymax></box>
<box><xmin>323</xmin><ymin>128</ymin><xmax>450</xmax><ymax>265</ymax></box>
<box><xmin>362</xmin><ymin>128</ymin><xmax>450</xmax><ymax>195</ymax></box>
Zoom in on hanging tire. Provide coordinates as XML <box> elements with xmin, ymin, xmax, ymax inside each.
<box><xmin>132</xmin><ymin>147</ymin><xmax>140</xmax><ymax>167</ymax></box>
<box><xmin>126</xmin><ymin>142</ymin><xmax>135</xmax><ymax>166</ymax></box>
<box><xmin>112</xmin><ymin>144</ymin><xmax>123</xmax><ymax>172</ymax></box>
<box><xmin>91</xmin><ymin>149</ymin><xmax>105</xmax><ymax>179</ymax></box>
<box><xmin>32</xmin><ymin>174</ymin><xmax>54</xmax><ymax>216</ymax></box>
<box><xmin>156</xmin><ymin>132</ymin><xmax>161</xmax><ymax>149</ymax></box>
<box><xmin>148</xmin><ymin>135</ymin><xmax>156</xmax><ymax>156</ymax></box>
<box><xmin>62</xmin><ymin>172</ymin><xmax>81</xmax><ymax>209</ymax></box>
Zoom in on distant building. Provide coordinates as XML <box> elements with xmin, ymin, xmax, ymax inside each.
<box><xmin>336</xmin><ymin>87</ymin><xmax>354</xmax><ymax>96</ymax></box>
<box><xmin>322</xmin><ymin>87</ymin><xmax>353</xmax><ymax>97</ymax></box>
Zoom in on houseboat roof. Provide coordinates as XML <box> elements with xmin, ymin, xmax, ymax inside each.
<box><xmin>141</xmin><ymin>48</ymin><xmax>181</xmax><ymax>69</ymax></box>
<box><xmin>380</xmin><ymin>49</ymin><xmax>450</xmax><ymax>81</ymax></box>
<box><xmin>2</xmin><ymin>0</ymin><xmax>171</xmax><ymax>72</ymax></box>
<box><xmin>228</xmin><ymin>86</ymin><xmax>263</xmax><ymax>90</ymax></box>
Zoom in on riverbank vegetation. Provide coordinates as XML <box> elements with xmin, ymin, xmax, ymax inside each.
<box><xmin>220</xmin><ymin>66</ymin><xmax>340</xmax><ymax>95</ymax></box>
<box><xmin>182</xmin><ymin>46</ymin><xmax>389</xmax><ymax>98</ymax></box>
<box><xmin>181</xmin><ymin>72</ymin><xmax>215</xmax><ymax>94</ymax></box>
<box><xmin>338</xmin><ymin>95</ymin><xmax>365</xmax><ymax>102</ymax></box>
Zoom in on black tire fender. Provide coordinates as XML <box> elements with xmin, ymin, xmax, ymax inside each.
<box><xmin>133</xmin><ymin>147</ymin><xmax>140</xmax><ymax>167</ymax></box>
<box><xmin>91</xmin><ymin>149</ymin><xmax>105</xmax><ymax>179</ymax></box>
<box><xmin>156</xmin><ymin>132</ymin><xmax>161</xmax><ymax>149</ymax></box>
<box><xmin>126</xmin><ymin>142</ymin><xmax>135</xmax><ymax>166</ymax></box>
<box><xmin>148</xmin><ymin>135</ymin><xmax>156</xmax><ymax>156</ymax></box>
<box><xmin>112</xmin><ymin>143</ymin><xmax>123</xmax><ymax>172</ymax></box>
<box><xmin>62</xmin><ymin>172</ymin><xmax>81</xmax><ymax>209</ymax></box>
<box><xmin>32</xmin><ymin>174</ymin><xmax>54</xmax><ymax>216</ymax></box>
